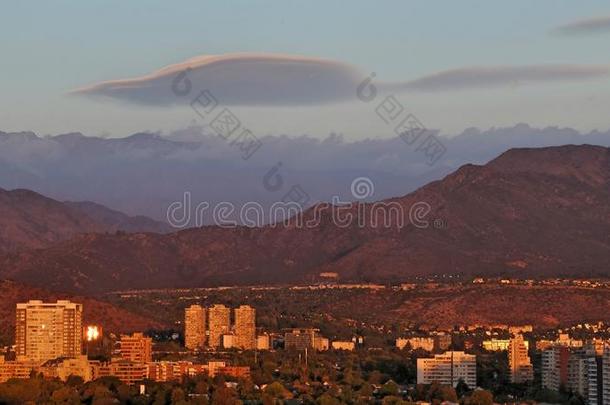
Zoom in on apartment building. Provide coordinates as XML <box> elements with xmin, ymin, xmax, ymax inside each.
<box><xmin>284</xmin><ymin>328</ymin><xmax>329</xmax><ymax>351</ymax></box>
<box><xmin>396</xmin><ymin>337</ymin><xmax>435</xmax><ymax>351</ymax></box>
<box><xmin>416</xmin><ymin>351</ymin><xmax>477</xmax><ymax>387</ymax></box>
<box><xmin>256</xmin><ymin>334</ymin><xmax>270</xmax><ymax>350</ymax></box>
<box><xmin>184</xmin><ymin>304</ymin><xmax>206</xmax><ymax>350</ymax></box>
<box><xmin>332</xmin><ymin>341</ymin><xmax>356</xmax><ymax>351</ymax></box>
<box><xmin>542</xmin><ymin>345</ymin><xmax>571</xmax><ymax>391</ymax></box>
<box><xmin>509</xmin><ymin>335</ymin><xmax>534</xmax><ymax>383</ymax></box>
<box><xmin>98</xmin><ymin>360</ymin><xmax>147</xmax><ymax>385</ymax></box>
<box><xmin>15</xmin><ymin>300</ymin><xmax>83</xmax><ymax>363</ymax></box>
<box><xmin>601</xmin><ymin>345</ymin><xmax>610</xmax><ymax>405</ymax></box>
<box><xmin>234</xmin><ymin>305</ymin><xmax>256</xmax><ymax>350</ymax></box>
<box><xmin>208</xmin><ymin>304</ymin><xmax>231</xmax><ymax>348</ymax></box>
<box><xmin>119</xmin><ymin>333</ymin><xmax>152</xmax><ymax>363</ymax></box>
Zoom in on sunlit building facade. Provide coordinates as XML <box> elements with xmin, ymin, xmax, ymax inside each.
<box><xmin>208</xmin><ymin>304</ymin><xmax>231</xmax><ymax>348</ymax></box>
<box><xmin>15</xmin><ymin>300</ymin><xmax>82</xmax><ymax>362</ymax></box>
<box><xmin>184</xmin><ymin>304</ymin><xmax>206</xmax><ymax>350</ymax></box>
<box><xmin>119</xmin><ymin>333</ymin><xmax>152</xmax><ymax>363</ymax></box>
<box><xmin>234</xmin><ymin>305</ymin><xmax>256</xmax><ymax>350</ymax></box>
<box><xmin>417</xmin><ymin>351</ymin><xmax>477</xmax><ymax>387</ymax></box>
<box><xmin>509</xmin><ymin>334</ymin><xmax>533</xmax><ymax>383</ymax></box>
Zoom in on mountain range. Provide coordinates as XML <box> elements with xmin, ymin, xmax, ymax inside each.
<box><xmin>0</xmin><ymin>187</ymin><xmax>170</xmax><ymax>254</ymax></box>
<box><xmin>0</xmin><ymin>144</ymin><xmax>608</xmax><ymax>294</ymax></box>
<box><xmin>2</xmin><ymin>124</ymin><xmax>610</xmax><ymax>224</ymax></box>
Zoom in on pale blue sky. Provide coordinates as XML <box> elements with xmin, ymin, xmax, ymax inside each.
<box><xmin>2</xmin><ymin>0</ymin><xmax>610</xmax><ymax>138</ymax></box>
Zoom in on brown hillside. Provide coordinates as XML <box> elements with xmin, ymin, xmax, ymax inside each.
<box><xmin>0</xmin><ymin>280</ymin><xmax>166</xmax><ymax>346</ymax></box>
<box><xmin>0</xmin><ymin>145</ymin><xmax>608</xmax><ymax>294</ymax></box>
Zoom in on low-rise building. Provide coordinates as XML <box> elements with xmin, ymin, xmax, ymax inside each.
<box><xmin>483</xmin><ymin>338</ymin><xmax>529</xmax><ymax>352</ymax></box>
<box><xmin>54</xmin><ymin>355</ymin><xmax>98</xmax><ymax>382</ymax></box>
<box><xmin>331</xmin><ymin>341</ymin><xmax>355</xmax><ymax>351</ymax></box>
<box><xmin>396</xmin><ymin>337</ymin><xmax>435</xmax><ymax>352</ymax></box>
<box><xmin>98</xmin><ymin>360</ymin><xmax>147</xmax><ymax>385</ymax></box>
<box><xmin>314</xmin><ymin>336</ymin><xmax>329</xmax><ymax>351</ymax></box>
<box><xmin>417</xmin><ymin>351</ymin><xmax>476</xmax><ymax>388</ymax></box>
<box><xmin>0</xmin><ymin>358</ymin><xmax>41</xmax><ymax>383</ymax></box>
<box><xmin>509</xmin><ymin>325</ymin><xmax>533</xmax><ymax>335</ymax></box>
<box><xmin>222</xmin><ymin>334</ymin><xmax>236</xmax><ymax>349</ymax></box>
<box><xmin>119</xmin><ymin>333</ymin><xmax>152</xmax><ymax>363</ymax></box>
<box><xmin>285</xmin><ymin>329</ymin><xmax>328</xmax><ymax>351</ymax></box>
<box><xmin>147</xmin><ymin>361</ymin><xmax>208</xmax><ymax>382</ymax></box>
<box><xmin>256</xmin><ymin>334</ymin><xmax>270</xmax><ymax>351</ymax></box>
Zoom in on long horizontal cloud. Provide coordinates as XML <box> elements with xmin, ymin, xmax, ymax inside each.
<box><xmin>553</xmin><ymin>16</ymin><xmax>610</xmax><ymax>35</ymax></box>
<box><xmin>70</xmin><ymin>53</ymin><xmax>365</xmax><ymax>106</ymax></box>
<box><xmin>395</xmin><ymin>64</ymin><xmax>610</xmax><ymax>92</ymax></box>
<box><xmin>70</xmin><ymin>53</ymin><xmax>610</xmax><ymax>104</ymax></box>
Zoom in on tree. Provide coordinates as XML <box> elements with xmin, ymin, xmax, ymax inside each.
<box><xmin>263</xmin><ymin>381</ymin><xmax>291</xmax><ymax>400</ymax></box>
<box><xmin>195</xmin><ymin>380</ymin><xmax>210</xmax><ymax>395</ymax></box>
<box><xmin>51</xmin><ymin>386</ymin><xmax>80</xmax><ymax>404</ymax></box>
<box><xmin>455</xmin><ymin>379</ymin><xmax>470</xmax><ymax>398</ymax></box>
<box><xmin>427</xmin><ymin>382</ymin><xmax>457</xmax><ymax>403</ymax></box>
<box><xmin>171</xmin><ymin>387</ymin><xmax>187</xmax><ymax>404</ymax></box>
<box><xmin>439</xmin><ymin>385</ymin><xmax>458</xmax><ymax>403</ymax></box>
<box><xmin>317</xmin><ymin>393</ymin><xmax>341</xmax><ymax>405</ymax></box>
<box><xmin>358</xmin><ymin>382</ymin><xmax>374</xmax><ymax>399</ymax></box>
<box><xmin>382</xmin><ymin>396</ymin><xmax>409</xmax><ymax>405</ymax></box>
<box><xmin>211</xmin><ymin>385</ymin><xmax>241</xmax><ymax>405</ymax></box>
<box><xmin>466</xmin><ymin>389</ymin><xmax>493</xmax><ymax>405</ymax></box>
<box><xmin>380</xmin><ymin>380</ymin><xmax>399</xmax><ymax>397</ymax></box>
<box><xmin>65</xmin><ymin>375</ymin><xmax>84</xmax><ymax>388</ymax></box>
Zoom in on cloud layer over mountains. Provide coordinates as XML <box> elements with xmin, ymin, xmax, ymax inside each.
<box><xmin>1</xmin><ymin>124</ymin><xmax>609</xmax><ymax>225</ymax></box>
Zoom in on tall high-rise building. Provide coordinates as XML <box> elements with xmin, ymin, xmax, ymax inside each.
<box><xmin>234</xmin><ymin>305</ymin><xmax>256</xmax><ymax>350</ymax></box>
<box><xmin>541</xmin><ymin>343</ymin><xmax>602</xmax><ymax>404</ymax></box>
<box><xmin>542</xmin><ymin>345</ymin><xmax>571</xmax><ymax>391</ymax></box>
<box><xmin>208</xmin><ymin>304</ymin><xmax>230</xmax><ymax>348</ymax></box>
<box><xmin>567</xmin><ymin>352</ymin><xmax>601</xmax><ymax>405</ymax></box>
<box><xmin>184</xmin><ymin>305</ymin><xmax>206</xmax><ymax>350</ymax></box>
<box><xmin>416</xmin><ymin>351</ymin><xmax>477</xmax><ymax>388</ymax></box>
<box><xmin>509</xmin><ymin>334</ymin><xmax>533</xmax><ymax>383</ymax></box>
<box><xmin>603</xmin><ymin>346</ymin><xmax>610</xmax><ymax>405</ymax></box>
<box><xmin>15</xmin><ymin>300</ymin><xmax>83</xmax><ymax>362</ymax></box>
<box><xmin>119</xmin><ymin>333</ymin><xmax>152</xmax><ymax>363</ymax></box>
<box><xmin>585</xmin><ymin>356</ymin><xmax>601</xmax><ymax>405</ymax></box>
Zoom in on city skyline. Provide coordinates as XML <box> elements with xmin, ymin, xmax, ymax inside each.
<box><xmin>2</xmin><ymin>296</ymin><xmax>610</xmax><ymax>404</ymax></box>
<box><xmin>1</xmin><ymin>2</ymin><xmax>609</xmax><ymax>403</ymax></box>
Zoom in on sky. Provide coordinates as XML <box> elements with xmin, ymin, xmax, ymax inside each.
<box><xmin>2</xmin><ymin>0</ymin><xmax>610</xmax><ymax>139</ymax></box>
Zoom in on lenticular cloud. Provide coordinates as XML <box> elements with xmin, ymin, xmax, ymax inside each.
<box><xmin>70</xmin><ymin>53</ymin><xmax>366</xmax><ymax>106</ymax></box>
<box><xmin>70</xmin><ymin>53</ymin><xmax>610</xmax><ymax>106</ymax></box>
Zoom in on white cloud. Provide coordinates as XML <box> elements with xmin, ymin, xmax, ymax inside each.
<box><xmin>70</xmin><ymin>53</ymin><xmax>365</xmax><ymax>106</ymax></box>
<box><xmin>70</xmin><ymin>53</ymin><xmax>610</xmax><ymax>105</ymax></box>
<box><xmin>397</xmin><ymin>65</ymin><xmax>610</xmax><ymax>92</ymax></box>
<box><xmin>553</xmin><ymin>16</ymin><xmax>610</xmax><ymax>35</ymax></box>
